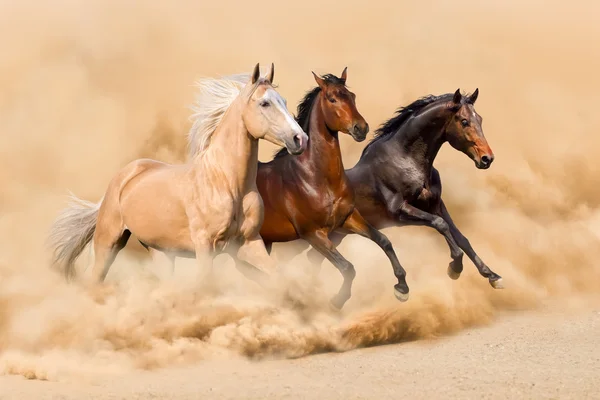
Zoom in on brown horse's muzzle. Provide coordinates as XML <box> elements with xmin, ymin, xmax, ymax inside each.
<box><xmin>349</xmin><ymin>121</ymin><xmax>369</xmax><ymax>142</ymax></box>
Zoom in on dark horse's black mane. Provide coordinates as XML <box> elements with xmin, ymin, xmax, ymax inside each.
<box><xmin>360</xmin><ymin>92</ymin><xmax>456</xmax><ymax>157</ymax></box>
<box><xmin>272</xmin><ymin>74</ymin><xmax>345</xmax><ymax>159</ymax></box>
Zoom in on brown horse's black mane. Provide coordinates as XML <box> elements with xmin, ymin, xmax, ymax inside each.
<box><xmin>360</xmin><ymin>93</ymin><xmax>456</xmax><ymax>157</ymax></box>
<box><xmin>273</xmin><ymin>74</ymin><xmax>345</xmax><ymax>159</ymax></box>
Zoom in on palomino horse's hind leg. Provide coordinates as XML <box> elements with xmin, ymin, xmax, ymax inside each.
<box><xmin>301</xmin><ymin>229</ymin><xmax>356</xmax><ymax>310</ymax></box>
<box><xmin>90</xmin><ymin>229</ymin><xmax>131</xmax><ymax>282</ymax></box>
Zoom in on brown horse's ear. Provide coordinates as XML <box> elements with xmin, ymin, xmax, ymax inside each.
<box><xmin>452</xmin><ymin>88</ymin><xmax>462</xmax><ymax>104</ymax></box>
<box><xmin>312</xmin><ymin>71</ymin><xmax>327</xmax><ymax>90</ymax></box>
<box><xmin>340</xmin><ymin>66</ymin><xmax>348</xmax><ymax>84</ymax></box>
<box><xmin>467</xmin><ymin>88</ymin><xmax>479</xmax><ymax>104</ymax></box>
<box><xmin>266</xmin><ymin>63</ymin><xmax>275</xmax><ymax>84</ymax></box>
<box><xmin>251</xmin><ymin>63</ymin><xmax>260</xmax><ymax>84</ymax></box>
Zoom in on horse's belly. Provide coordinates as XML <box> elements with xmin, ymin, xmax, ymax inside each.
<box><xmin>120</xmin><ymin>168</ymin><xmax>194</xmax><ymax>253</ymax></box>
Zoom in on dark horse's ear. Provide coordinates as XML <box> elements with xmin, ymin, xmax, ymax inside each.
<box><xmin>467</xmin><ymin>88</ymin><xmax>479</xmax><ymax>104</ymax></box>
<box><xmin>312</xmin><ymin>71</ymin><xmax>327</xmax><ymax>90</ymax></box>
<box><xmin>251</xmin><ymin>63</ymin><xmax>260</xmax><ymax>84</ymax></box>
<box><xmin>453</xmin><ymin>88</ymin><xmax>462</xmax><ymax>104</ymax></box>
<box><xmin>340</xmin><ymin>67</ymin><xmax>348</xmax><ymax>84</ymax></box>
<box><xmin>266</xmin><ymin>63</ymin><xmax>275</xmax><ymax>84</ymax></box>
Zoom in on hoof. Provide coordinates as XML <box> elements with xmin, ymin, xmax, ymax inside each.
<box><xmin>394</xmin><ymin>287</ymin><xmax>409</xmax><ymax>302</ymax></box>
<box><xmin>447</xmin><ymin>265</ymin><xmax>461</xmax><ymax>280</ymax></box>
<box><xmin>490</xmin><ymin>277</ymin><xmax>504</xmax><ymax>289</ymax></box>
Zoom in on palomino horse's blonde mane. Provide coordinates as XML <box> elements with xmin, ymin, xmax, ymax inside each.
<box><xmin>187</xmin><ymin>73</ymin><xmax>253</xmax><ymax>158</ymax></box>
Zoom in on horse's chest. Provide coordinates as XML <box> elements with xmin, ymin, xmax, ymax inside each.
<box><xmin>309</xmin><ymin>185</ymin><xmax>353</xmax><ymax>227</ymax></box>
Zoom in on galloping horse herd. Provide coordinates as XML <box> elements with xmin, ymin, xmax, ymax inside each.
<box><xmin>48</xmin><ymin>62</ymin><xmax>504</xmax><ymax>310</ymax></box>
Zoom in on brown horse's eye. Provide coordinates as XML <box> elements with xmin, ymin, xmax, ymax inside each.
<box><xmin>328</xmin><ymin>97</ymin><xmax>337</xmax><ymax>104</ymax></box>
<box><xmin>461</xmin><ymin>119</ymin><xmax>469</xmax><ymax>127</ymax></box>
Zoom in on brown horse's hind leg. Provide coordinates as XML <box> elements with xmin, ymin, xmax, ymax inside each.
<box><xmin>342</xmin><ymin>210</ymin><xmax>410</xmax><ymax>302</ymax></box>
<box><xmin>91</xmin><ymin>229</ymin><xmax>131</xmax><ymax>282</ymax></box>
<box><xmin>302</xmin><ymin>229</ymin><xmax>356</xmax><ymax>310</ymax></box>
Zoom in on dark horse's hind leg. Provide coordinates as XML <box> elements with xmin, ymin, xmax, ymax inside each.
<box><xmin>436</xmin><ymin>199</ymin><xmax>503</xmax><ymax>288</ymax></box>
<box><xmin>302</xmin><ymin>229</ymin><xmax>357</xmax><ymax>310</ymax></box>
<box><xmin>342</xmin><ymin>210</ymin><xmax>409</xmax><ymax>302</ymax></box>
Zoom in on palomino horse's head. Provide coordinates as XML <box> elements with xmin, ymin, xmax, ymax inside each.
<box><xmin>242</xmin><ymin>63</ymin><xmax>308</xmax><ymax>155</ymax></box>
<box><xmin>312</xmin><ymin>68</ymin><xmax>369</xmax><ymax>142</ymax></box>
<box><xmin>445</xmin><ymin>88</ymin><xmax>494</xmax><ymax>169</ymax></box>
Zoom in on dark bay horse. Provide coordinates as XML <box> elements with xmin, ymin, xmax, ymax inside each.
<box><xmin>242</xmin><ymin>68</ymin><xmax>411</xmax><ymax>309</ymax></box>
<box><xmin>299</xmin><ymin>89</ymin><xmax>504</xmax><ymax>290</ymax></box>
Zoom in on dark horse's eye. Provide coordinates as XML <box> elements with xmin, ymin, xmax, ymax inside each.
<box><xmin>461</xmin><ymin>119</ymin><xmax>469</xmax><ymax>127</ymax></box>
<box><xmin>260</xmin><ymin>101</ymin><xmax>270</xmax><ymax>107</ymax></box>
<box><xmin>328</xmin><ymin>97</ymin><xmax>337</xmax><ymax>104</ymax></box>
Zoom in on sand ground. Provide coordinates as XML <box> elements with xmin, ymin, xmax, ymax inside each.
<box><xmin>2</xmin><ymin>306</ymin><xmax>598</xmax><ymax>400</ymax></box>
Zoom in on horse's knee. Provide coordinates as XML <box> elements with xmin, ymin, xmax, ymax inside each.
<box><xmin>339</xmin><ymin>261</ymin><xmax>356</xmax><ymax>281</ymax></box>
<box><xmin>432</xmin><ymin>216</ymin><xmax>450</xmax><ymax>233</ymax></box>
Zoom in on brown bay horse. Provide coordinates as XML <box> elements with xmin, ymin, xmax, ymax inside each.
<box><xmin>244</xmin><ymin>68</ymin><xmax>411</xmax><ymax>309</ymax></box>
<box><xmin>301</xmin><ymin>89</ymin><xmax>504</xmax><ymax>290</ymax></box>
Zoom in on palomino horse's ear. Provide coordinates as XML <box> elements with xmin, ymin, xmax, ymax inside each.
<box><xmin>251</xmin><ymin>63</ymin><xmax>260</xmax><ymax>84</ymax></box>
<box><xmin>340</xmin><ymin>67</ymin><xmax>348</xmax><ymax>84</ymax></box>
<box><xmin>312</xmin><ymin>71</ymin><xmax>327</xmax><ymax>90</ymax></box>
<box><xmin>452</xmin><ymin>88</ymin><xmax>462</xmax><ymax>104</ymax></box>
<box><xmin>266</xmin><ymin>63</ymin><xmax>275</xmax><ymax>84</ymax></box>
<box><xmin>467</xmin><ymin>88</ymin><xmax>479</xmax><ymax>104</ymax></box>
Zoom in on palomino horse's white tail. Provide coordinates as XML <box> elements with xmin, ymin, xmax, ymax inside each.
<box><xmin>48</xmin><ymin>193</ymin><xmax>102</xmax><ymax>279</ymax></box>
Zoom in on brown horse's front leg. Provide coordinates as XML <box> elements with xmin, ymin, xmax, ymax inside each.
<box><xmin>342</xmin><ymin>210</ymin><xmax>409</xmax><ymax>302</ymax></box>
<box><xmin>302</xmin><ymin>229</ymin><xmax>357</xmax><ymax>310</ymax></box>
<box><xmin>436</xmin><ymin>199</ymin><xmax>503</xmax><ymax>288</ymax></box>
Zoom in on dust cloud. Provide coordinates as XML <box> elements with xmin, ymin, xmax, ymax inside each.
<box><xmin>1</xmin><ymin>0</ymin><xmax>600</xmax><ymax>382</ymax></box>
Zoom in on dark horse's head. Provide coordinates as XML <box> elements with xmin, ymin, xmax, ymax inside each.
<box><xmin>446</xmin><ymin>88</ymin><xmax>494</xmax><ymax>169</ymax></box>
<box><xmin>312</xmin><ymin>68</ymin><xmax>369</xmax><ymax>141</ymax></box>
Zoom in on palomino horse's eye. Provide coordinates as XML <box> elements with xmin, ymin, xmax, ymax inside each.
<box><xmin>461</xmin><ymin>119</ymin><xmax>469</xmax><ymax>127</ymax></box>
<box><xmin>260</xmin><ymin>101</ymin><xmax>270</xmax><ymax>108</ymax></box>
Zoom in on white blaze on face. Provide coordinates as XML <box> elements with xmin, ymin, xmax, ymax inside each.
<box><xmin>262</xmin><ymin>88</ymin><xmax>300</xmax><ymax>135</ymax></box>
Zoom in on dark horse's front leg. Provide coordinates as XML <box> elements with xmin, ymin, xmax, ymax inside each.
<box><xmin>436</xmin><ymin>199</ymin><xmax>503</xmax><ymax>288</ymax></box>
<box><xmin>392</xmin><ymin>197</ymin><xmax>503</xmax><ymax>289</ymax></box>
<box><xmin>341</xmin><ymin>209</ymin><xmax>410</xmax><ymax>302</ymax></box>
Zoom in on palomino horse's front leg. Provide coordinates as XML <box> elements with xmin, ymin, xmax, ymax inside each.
<box><xmin>301</xmin><ymin>229</ymin><xmax>357</xmax><ymax>310</ymax></box>
<box><xmin>193</xmin><ymin>238</ymin><xmax>216</xmax><ymax>289</ymax></box>
<box><xmin>436</xmin><ymin>199</ymin><xmax>503</xmax><ymax>288</ymax></box>
<box><xmin>236</xmin><ymin>234</ymin><xmax>278</xmax><ymax>275</ymax></box>
<box><xmin>341</xmin><ymin>209</ymin><xmax>410</xmax><ymax>302</ymax></box>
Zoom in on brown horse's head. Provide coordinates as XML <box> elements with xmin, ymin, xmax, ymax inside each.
<box><xmin>312</xmin><ymin>68</ymin><xmax>369</xmax><ymax>141</ymax></box>
<box><xmin>444</xmin><ymin>88</ymin><xmax>494</xmax><ymax>169</ymax></box>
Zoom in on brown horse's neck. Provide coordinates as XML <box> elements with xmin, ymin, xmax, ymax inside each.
<box><xmin>294</xmin><ymin>92</ymin><xmax>344</xmax><ymax>180</ymax></box>
<box><xmin>195</xmin><ymin>98</ymin><xmax>258</xmax><ymax>194</ymax></box>
<box><xmin>395</xmin><ymin>103</ymin><xmax>450</xmax><ymax>178</ymax></box>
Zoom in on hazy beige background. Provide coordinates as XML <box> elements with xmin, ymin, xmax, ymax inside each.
<box><xmin>1</xmin><ymin>0</ymin><xmax>599</xmax><ymax>389</ymax></box>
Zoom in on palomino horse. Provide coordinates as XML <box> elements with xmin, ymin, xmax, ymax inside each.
<box><xmin>48</xmin><ymin>63</ymin><xmax>308</xmax><ymax>283</ymax></box>
<box><xmin>241</xmin><ymin>68</ymin><xmax>410</xmax><ymax>309</ymax></box>
<box><xmin>300</xmin><ymin>89</ymin><xmax>504</xmax><ymax>290</ymax></box>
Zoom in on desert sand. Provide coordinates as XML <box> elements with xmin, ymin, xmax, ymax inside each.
<box><xmin>1</xmin><ymin>0</ymin><xmax>600</xmax><ymax>398</ymax></box>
